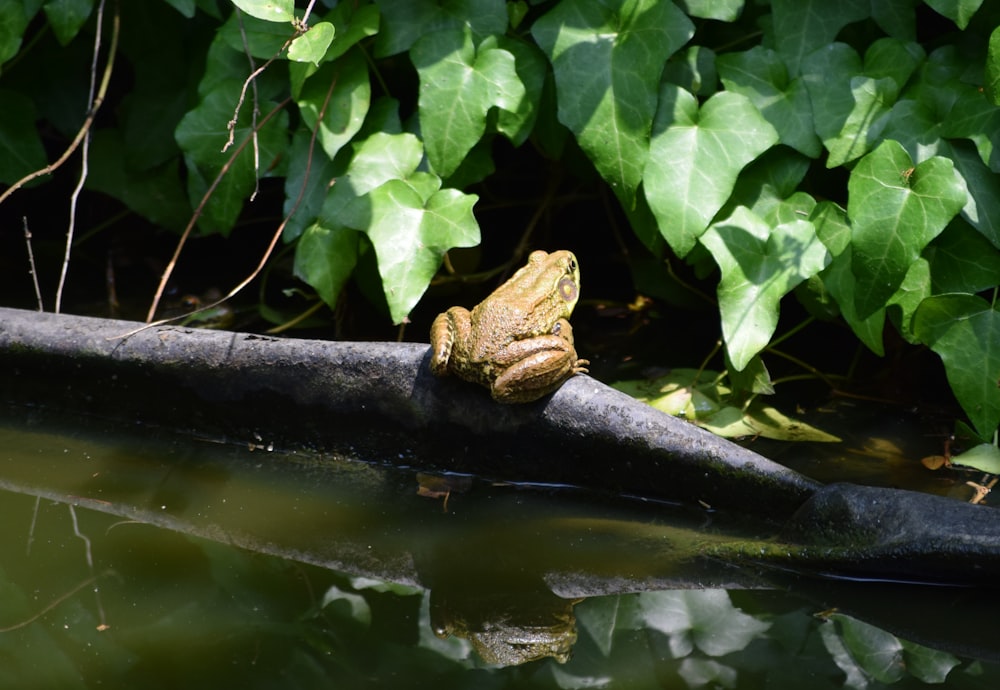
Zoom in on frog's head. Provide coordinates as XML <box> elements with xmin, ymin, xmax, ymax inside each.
<box><xmin>520</xmin><ymin>249</ymin><xmax>580</xmax><ymax>319</ymax></box>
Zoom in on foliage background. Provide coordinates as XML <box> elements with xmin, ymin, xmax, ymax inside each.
<box><xmin>2</xmin><ymin>0</ymin><xmax>1000</xmax><ymax>440</ymax></box>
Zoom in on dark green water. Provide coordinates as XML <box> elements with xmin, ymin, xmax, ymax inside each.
<box><xmin>2</xmin><ymin>405</ymin><xmax>999</xmax><ymax>688</ymax></box>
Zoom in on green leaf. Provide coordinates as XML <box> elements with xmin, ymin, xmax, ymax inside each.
<box><xmin>323</xmin><ymin>2</ymin><xmax>380</xmax><ymax>63</ymax></box>
<box><xmin>344</xmin><ymin>174</ymin><xmax>481</xmax><ymax>323</ymax></box>
<box><xmin>948</xmin><ymin>443</ymin><xmax>1000</xmax><ymax>474</ymax></box>
<box><xmin>282</xmin><ymin>128</ymin><xmax>342</xmax><ymax>242</ymax></box>
<box><xmin>88</xmin><ymin>129</ymin><xmax>191</xmax><ymax>231</ymax></box>
<box><xmin>988</xmin><ymin>25</ymin><xmax>1000</xmax><ymax>106</ymax></box>
<box><xmin>941</xmin><ymin>86</ymin><xmax>1000</xmax><ymax>173</ymax></box>
<box><xmin>678</xmin><ymin>0</ymin><xmax>744</xmax><ymax>21</ymax></box>
<box><xmin>42</xmin><ymin>0</ymin><xmax>93</xmax><ymax>46</ymax></box>
<box><xmin>296</xmin><ymin>50</ymin><xmax>370</xmax><ymax>160</ymax></box>
<box><xmin>175</xmin><ymin>80</ymin><xmax>289</xmax><ymax>234</ymax></box>
<box><xmin>492</xmin><ymin>37</ymin><xmax>546</xmax><ymax>147</ymax></box>
<box><xmin>411</xmin><ymin>27</ymin><xmax>524</xmax><ymax>178</ymax></box>
<box><xmin>769</xmin><ymin>0</ymin><xmax>869</xmax><ymax>76</ymax></box>
<box><xmin>219</xmin><ymin>10</ymin><xmax>295</xmax><ymax>60</ymax></box>
<box><xmin>886</xmin><ymin>257</ymin><xmax>931</xmax><ymax>341</ymax></box>
<box><xmin>924</xmin><ymin>220</ymin><xmax>1000</xmax><ymax>294</ymax></box>
<box><xmin>533</xmin><ymin>0</ymin><xmax>694</xmax><ymax>208</ymax></box>
<box><xmin>871</xmin><ymin>0</ymin><xmax>918</xmax><ymax>40</ymax></box>
<box><xmin>293</xmin><ymin>222</ymin><xmax>359</xmax><ymax>308</ymax></box>
<box><xmin>645</xmin><ymin>87</ymin><xmax>779</xmax><ymax>257</ymax></box>
<box><xmin>847</xmin><ymin>140</ymin><xmax>968</xmax><ymax>317</ymax></box>
<box><xmin>0</xmin><ymin>0</ymin><xmax>31</xmax><ymax>65</ymax></box>
<box><xmin>231</xmin><ymin>0</ymin><xmax>294</xmax><ymax>23</ymax></box>
<box><xmin>287</xmin><ymin>21</ymin><xmax>334</xmax><ymax>65</ymax></box>
<box><xmin>662</xmin><ymin>45</ymin><xmax>717</xmax><ymax>97</ymax></box>
<box><xmin>913</xmin><ymin>293</ymin><xmax>1000</xmax><ymax>437</ymax></box>
<box><xmin>373</xmin><ymin>0</ymin><xmax>507</xmax><ymax>57</ymax></box>
<box><xmin>946</xmin><ymin>141</ymin><xmax>1000</xmax><ymax>247</ymax></box>
<box><xmin>700</xmin><ymin>207</ymin><xmax>830</xmax><ymax>370</ymax></box>
<box><xmin>0</xmin><ymin>89</ymin><xmax>47</xmax><ymax>184</ymax></box>
<box><xmin>801</xmin><ymin>44</ymin><xmax>894</xmax><ymax>167</ymax></box>
<box><xmin>923</xmin><ymin>0</ymin><xmax>984</xmax><ymax>29</ymax></box>
<box><xmin>717</xmin><ymin>47</ymin><xmax>821</xmax><ymax>158</ymax></box>
<box><xmin>820</xmin><ymin>248</ymin><xmax>886</xmax><ymax>354</ymax></box>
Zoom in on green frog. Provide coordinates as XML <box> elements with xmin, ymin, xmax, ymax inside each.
<box><xmin>430</xmin><ymin>250</ymin><xmax>589</xmax><ymax>403</ymax></box>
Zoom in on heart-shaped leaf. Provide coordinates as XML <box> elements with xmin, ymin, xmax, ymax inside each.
<box><xmin>342</xmin><ymin>173</ymin><xmax>481</xmax><ymax>324</ymax></box>
<box><xmin>717</xmin><ymin>47</ymin><xmax>821</xmax><ymax>158</ymax></box>
<box><xmin>288</xmin><ymin>21</ymin><xmax>335</xmax><ymax>65</ymax></box>
<box><xmin>411</xmin><ymin>27</ymin><xmax>524</xmax><ymax>178</ymax></box>
<box><xmin>533</xmin><ymin>0</ymin><xmax>693</xmax><ymax>208</ymax></box>
<box><xmin>913</xmin><ymin>293</ymin><xmax>1000</xmax><ymax>438</ymax></box>
<box><xmin>701</xmin><ymin>207</ymin><xmax>830</xmax><ymax>370</ymax></box>
<box><xmin>848</xmin><ymin>139</ymin><xmax>968</xmax><ymax>317</ymax></box>
<box><xmin>644</xmin><ymin>86</ymin><xmax>779</xmax><ymax>257</ymax></box>
<box><xmin>230</xmin><ymin>0</ymin><xmax>293</xmax><ymax>24</ymax></box>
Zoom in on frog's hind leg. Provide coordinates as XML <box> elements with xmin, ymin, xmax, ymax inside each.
<box><xmin>429</xmin><ymin>307</ymin><xmax>471</xmax><ymax>376</ymax></box>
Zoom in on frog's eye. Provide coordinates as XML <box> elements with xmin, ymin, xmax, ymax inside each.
<box><xmin>568</xmin><ymin>258</ymin><xmax>577</xmax><ymax>272</ymax></box>
<box><xmin>558</xmin><ymin>277</ymin><xmax>578</xmax><ymax>302</ymax></box>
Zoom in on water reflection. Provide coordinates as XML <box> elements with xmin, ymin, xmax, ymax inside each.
<box><xmin>2</xmin><ymin>405</ymin><xmax>1000</xmax><ymax>686</ymax></box>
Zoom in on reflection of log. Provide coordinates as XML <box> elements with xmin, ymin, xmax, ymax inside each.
<box><xmin>0</xmin><ymin>306</ymin><xmax>818</xmax><ymax>518</ymax></box>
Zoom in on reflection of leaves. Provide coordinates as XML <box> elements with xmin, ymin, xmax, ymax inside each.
<box><xmin>822</xmin><ymin>613</ymin><xmax>959</xmax><ymax>686</ymax></box>
<box><xmin>636</xmin><ymin>590</ymin><xmax>770</xmax><ymax>657</ymax></box>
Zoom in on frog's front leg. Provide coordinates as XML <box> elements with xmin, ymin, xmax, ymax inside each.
<box><xmin>430</xmin><ymin>307</ymin><xmax>472</xmax><ymax>376</ymax></box>
<box><xmin>490</xmin><ymin>333</ymin><xmax>588</xmax><ymax>403</ymax></box>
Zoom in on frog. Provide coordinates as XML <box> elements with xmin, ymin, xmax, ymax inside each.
<box><xmin>429</xmin><ymin>249</ymin><xmax>589</xmax><ymax>403</ymax></box>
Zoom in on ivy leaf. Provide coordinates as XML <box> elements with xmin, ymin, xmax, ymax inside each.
<box><xmin>644</xmin><ymin>86</ymin><xmax>779</xmax><ymax>258</ymax></box>
<box><xmin>913</xmin><ymin>293</ymin><xmax>1000</xmax><ymax>438</ymax></box>
<box><xmin>42</xmin><ymin>0</ymin><xmax>92</xmax><ymax>46</ymax></box>
<box><xmin>949</xmin><ymin>443</ymin><xmax>1000</xmax><ymax>474</ymax></box>
<box><xmin>717</xmin><ymin>47</ymin><xmax>821</xmax><ymax>158</ymax></box>
<box><xmin>923</xmin><ymin>0</ymin><xmax>985</xmax><ymax>29</ymax></box>
<box><xmin>848</xmin><ymin>140</ymin><xmax>968</xmax><ymax>317</ymax></box>
<box><xmin>924</xmin><ymin>220</ymin><xmax>1000</xmax><ymax>295</ymax></box>
<box><xmin>769</xmin><ymin>0</ymin><xmax>869</xmax><ymax>76</ymax></box>
<box><xmin>175</xmin><ymin>80</ymin><xmax>289</xmax><ymax>234</ymax></box>
<box><xmin>988</xmin><ymin>25</ymin><xmax>1000</xmax><ymax>106</ymax></box>
<box><xmin>230</xmin><ymin>0</ymin><xmax>294</xmax><ymax>23</ymax></box>
<box><xmin>0</xmin><ymin>89</ymin><xmax>47</xmax><ymax>184</ymax></box>
<box><xmin>287</xmin><ymin>21</ymin><xmax>335</xmax><ymax>65</ymax></box>
<box><xmin>492</xmin><ymin>37</ymin><xmax>547</xmax><ymax>147</ymax></box>
<box><xmin>296</xmin><ymin>50</ymin><xmax>370</xmax><ymax>160</ymax></box>
<box><xmin>679</xmin><ymin>0</ymin><xmax>744</xmax><ymax>21</ymax></box>
<box><xmin>293</xmin><ymin>222</ymin><xmax>359</xmax><ymax>309</ymax></box>
<box><xmin>700</xmin><ymin>207</ymin><xmax>830</xmax><ymax>370</ymax></box>
<box><xmin>533</xmin><ymin>0</ymin><xmax>693</xmax><ymax>209</ymax></box>
<box><xmin>342</xmin><ymin>174</ymin><xmax>481</xmax><ymax>324</ymax></box>
<box><xmin>801</xmin><ymin>44</ymin><xmax>894</xmax><ymax>167</ymax></box>
<box><xmin>411</xmin><ymin>27</ymin><xmax>524</xmax><ymax>178</ymax></box>
<box><xmin>374</xmin><ymin>0</ymin><xmax>507</xmax><ymax>57</ymax></box>
<box><xmin>945</xmin><ymin>141</ymin><xmax>1000</xmax><ymax>247</ymax></box>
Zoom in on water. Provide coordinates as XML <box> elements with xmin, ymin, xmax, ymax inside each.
<box><xmin>2</xmin><ymin>404</ymin><xmax>999</xmax><ymax>688</ymax></box>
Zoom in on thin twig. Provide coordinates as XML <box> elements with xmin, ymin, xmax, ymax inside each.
<box><xmin>126</xmin><ymin>72</ymin><xmax>335</xmax><ymax>337</ymax></box>
<box><xmin>233</xmin><ymin>9</ymin><xmax>262</xmax><ymax>201</ymax></box>
<box><xmin>69</xmin><ymin>505</ymin><xmax>108</xmax><ymax>630</ymax></box>
<box><xmin>145</xmin><ymin>96</ymin><xmax>292</xmax><ymax>323</ymax></box>
<box><xmin>55</xmin><ymin>0</ymin><xmax>106</xmax><ymax>313</ymax></box>
<box><xmin>0</xmin><ymin>6</ymin><xmax>119</xmax><ymax>208</ymax></box>
<box><xmin>22</xmin><ymin>218</ymin><xmax>44</xmax><ymax>311</ymax></box>
<box><xmin>0</xmin><ymin>571</ymin><xmax>113</xmax><ymax>633</ymax></box>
